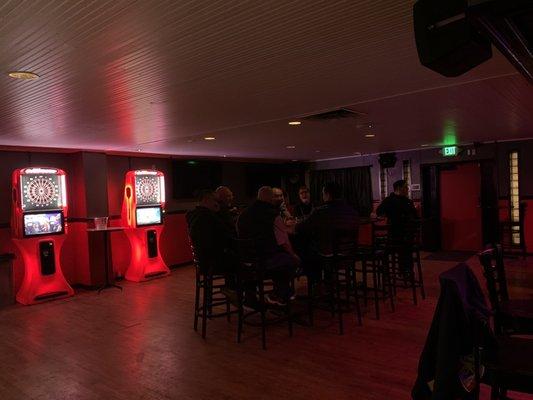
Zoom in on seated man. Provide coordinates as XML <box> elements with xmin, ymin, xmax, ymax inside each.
<box><xmin>293</xmin><ymin>185</ymin><xmax>314</xmax><ymax>220</ymax></box>
<box><xmin>296</xmin><ymin>182</ymin><xmax>359</xmax><ymax>282</ymax></box>
<box><xmin>186</xmin><ymin>190</ymin><xmax>236</xmax><ymax>287</ymax></box>
<box><xmin>215</xmin><ymin>185</ymin><xmax>239</xmax><ymax>236</ymax></box>
<box><xmin>376</xmin><ymin>179</ymin><xmax>418</xmax><ymax>274</ymax></box>
<box><xmin>237</xmin><ymin>186</ymin><xmax>299</xmax><ymax>306</ymax></box>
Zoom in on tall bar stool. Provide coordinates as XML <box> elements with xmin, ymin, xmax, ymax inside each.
<box><xmin>311</xmin><ymin>228</ymin><xmax>363</xmax><ymax>335</ymax></box>
<box><xmin>354</xmin><ymin>222</ymin><xmax>395</xmax><ymax>319</ymax></box>
<box><xmin>235</xmin><ymin>239</ymin><xmax>294</xmax><ymax>350</ymax></box>
<box><xmin>191</xmin><ymin>243</ymin><xmax>235</xmax><ymax>339</ymax></box>
<box><xmin>386</xmin><ymin>219</ymin><xmax>425</xmax><ymax>305</ymax></box>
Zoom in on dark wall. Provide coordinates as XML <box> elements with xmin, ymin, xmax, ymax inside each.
<box><xmin>313</xmin><ymin>139</ymin><xmax>533</xmax><ymax>201</ymax></box>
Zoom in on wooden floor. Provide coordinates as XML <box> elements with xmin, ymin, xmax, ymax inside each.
<box><xmin>0</xmin><ymin>254</ymin><xmax>532</xmax><ymax>400</ymax></box>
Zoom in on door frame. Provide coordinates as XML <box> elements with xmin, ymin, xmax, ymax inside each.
<box><xmin>420</xmin><ymin>159</ymin><xmax>499</xmax><ymax>251</ymax></box>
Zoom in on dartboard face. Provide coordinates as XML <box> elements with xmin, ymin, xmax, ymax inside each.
<box><xmin>21</xmin><ymin>174</ymin><xmax>62</xmax><ymax>211</ymax></box>
<box><xmin>135</xmin><ymin>175</ymin><xmax>160</xmax><ymax>205</ymax></box>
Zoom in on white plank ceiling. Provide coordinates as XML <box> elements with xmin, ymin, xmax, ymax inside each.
<box><xmin>0</xmin><ymin>0</ymin><xmax>531</xmax><ymax>160</ymax></box>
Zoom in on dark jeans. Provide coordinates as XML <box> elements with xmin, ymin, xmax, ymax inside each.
<box><xmin>261</xmin><ymin>251</ymin><xmax>297</xmax><ymax>300</ymax></box>
<box><xmin>203</xmin><ymin>249</ymin><xmax>238</xmax><ymax>289</ymax></box>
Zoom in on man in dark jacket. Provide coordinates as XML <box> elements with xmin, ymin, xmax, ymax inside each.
<box><xmin>376</xmin><ymin>179</ymin><xmax>418</xmax><ymax>273</ymax></box>
<box><xmin>237</xmin><ymin>186</ymin><xmax>298</xmax><ymax>306</ymax></box>
<box><xmin>186</xmin><ymin>190</ymin><xmax>236</xmax><ymax>285</ymax></box>
<box><xmin>295</xmin><ymin>182</ymin><xmax>359</xmax><ymax>281</ymax></box>
<box><xmin>215</xmin><ymin>186</ymin><xmax>238</xmax><ymax>236</ymax></box>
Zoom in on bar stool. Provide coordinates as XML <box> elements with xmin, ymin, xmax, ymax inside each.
<box><xmin>191</xmin><ymin>244</ymin><xmax>235</xmax><ymax>339</ymax></box>
<box><xmin>386</xmin><ymin>220</ymin><xmax>425</xmax><ymax>305</ymax></box>
<box><xmin>235</xmin><ymin>239</ymin><xmax>294</xmax><ymax>350</ymax></box>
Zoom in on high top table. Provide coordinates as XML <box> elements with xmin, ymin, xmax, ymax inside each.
<box><xmin>86</xmin><ymin>227</ymin><xmax>125</xmax><ymax>293</ymax></box>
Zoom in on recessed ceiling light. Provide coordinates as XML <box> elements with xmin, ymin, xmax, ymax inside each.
<box><xmin>137</xmin><ymin>149</ymin><xmax>142</xmax><ymax>152</ymax></box>
<box><xmin>421</xmin><ymin>144</ymin><xmax>430</xmax><ymax>147</ymax></box>
<box><xmin>286</xmin><ymin>145</ymin><xmax>296</xmax><ymax>149</ymax></box>
<box><xmin>353</xmin><ymin>152</ymin><xmax>362</xmax><ymax>156</ymax></box>
<box><xmin>204</xmin><ymin>136</ymin><xmax>216</xmax><ymax>141</ymax></box>
<box><xmin>291</xmin><ymin>159</ymin><xmax>298</xmax><ymax>162</ymax></box>
<box><xmin>8</xmin><ymin>71</ymin><xmax>39</xmax><ymax>80</ymax></box>
<box><xmin>315</xmin><ymin>150</ymin><xmax>321</xmax><ymax>153</ymax></box>
<box><xmin>364</xmin><ymin>134</ymin><xmax>375</xmax><ymax>138</ymax></box>
<box><xmin>288</xmin><ymin>121</ymin><xmax>301</xmax><ymax>126</ymax></box>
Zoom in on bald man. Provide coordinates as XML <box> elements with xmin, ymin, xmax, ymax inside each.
<box><xmin>237</xmin><ymin>186</ymin><xmax>298</xmax><ymax>306</ymax></box>
<box><xmin>273</xmin><ymin>187</ymin><xmax>292</xmax><ymax>220</ymax></box>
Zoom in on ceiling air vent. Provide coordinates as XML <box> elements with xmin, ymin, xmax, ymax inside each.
<box><xmin>303</xmin><ymin>108</ymin><xmax>365</xmax><ymax>122</ymax></box>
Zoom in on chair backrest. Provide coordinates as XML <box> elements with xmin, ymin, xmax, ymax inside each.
<box><xmin>413</xmin><ymin>263</ymin><xmax>490</xmax><ymax>399</ymax></box>
<box><xmin>478</xmin><ymin>244</ymin><xmax>509</xmax><ymax>313</ymax></box>
<box><xmin>234</xmin><ymin>238</ymin><xmax>260</xmax><ymax>268</ymax></box>
<box><xmin>371</xmin><ymin>222</ymin><xmax>389</xmax><ymax>248</ymax></box>
<box><xmin>331</xmin><ymin>228</ymin><xmax>358</xmax><ymax>255</ymax></box>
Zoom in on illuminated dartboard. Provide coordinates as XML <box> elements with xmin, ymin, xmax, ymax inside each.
<box><xmin>135</xmin><ymin>175</ymin><xmax>160</xmax><ymax>205</ymax></box>
<box><xmin>21</xmin><ymin>175</ymin><xmax>61</xmax><ymax>210</ymax></box>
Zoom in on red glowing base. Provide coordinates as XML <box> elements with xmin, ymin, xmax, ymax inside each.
<box><xmin>124</xmin><ymin>227</ymin><xmax>169</xmax><ymax>282</ymax></box>
<box><xmin>13</xmin><ymin>236</ymin><xmax>74</xmax><ymax>305</ymax></box>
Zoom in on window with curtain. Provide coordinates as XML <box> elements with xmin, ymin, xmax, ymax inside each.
<box><xmin>310</xmin><ymin>166</ymin><xmax>372</xmax><ymax>216</ymax></box>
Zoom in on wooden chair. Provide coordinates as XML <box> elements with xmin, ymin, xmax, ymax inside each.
<box><xmin>478</xmin><ymin>245</ymin><xmax>533</xmax><ymax>335</ymax></box>
<box><xmin>471</xmin><ymin>315</ymin><xmax>533</xmax><ymax>399</ymax></box>
<box><xmin>499</xmin><ymin>201</ymin><xmax>527</xmax><ymax>258</ymax></box>
<box><xmin>235</xmin><ymin>239</ymin><xmax>294</xmax><ymax>350</ymax></box>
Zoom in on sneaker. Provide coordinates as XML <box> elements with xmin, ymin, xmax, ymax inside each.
<box><xmin>264</xmin><ymin>294</ymin><xmax>287</xmax><ymax>307</ymax></box>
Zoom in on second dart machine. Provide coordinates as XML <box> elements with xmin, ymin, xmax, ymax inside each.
<box><xmin>121</xmin><ymin>170</ymin><xmax>169</xmax><ymax>282</ymax></box>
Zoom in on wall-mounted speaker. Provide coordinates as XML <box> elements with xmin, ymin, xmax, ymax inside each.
<box><xmin>413</xmin><ymin>0</ymin><xmax>492</xmax><ymax>77</ymax></box>
<box><xmin>378</xmin><ymin>153</ymin><xmax>397</xmax><ymax>169</ymax></box>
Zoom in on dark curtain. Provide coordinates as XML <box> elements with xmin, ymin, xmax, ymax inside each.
<box><xmin>310</xmin><ymin>166</ymin><xmax>372</xmax><ymax>216</ymax></box>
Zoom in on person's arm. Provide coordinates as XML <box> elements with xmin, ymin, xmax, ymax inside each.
<box><xmin>295</xmin><ymin>208</ymin><xmax>318</xmax><ymax>236</ymax></box>
<box><xmin>274</xmin><ymin>216</ymin><xmax>300</xmax><ymax>261</ymax></box>
<box><xmin>376</xmin><ymin>198</ymin><xmax>388</xmax><ymax>217</ymax></box>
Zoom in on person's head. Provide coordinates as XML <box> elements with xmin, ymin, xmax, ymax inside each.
<box><xmin>298</xmin><ymin>185</ymin><xmax>310</xmax><ymax>204</ymax></box>
<box><xmin>272</xmin><ymin>187</ymin><xmax>284</xmax><ymax>208</ymax></box>
<box><xmin>215</xmin><ymin>186</ymin><xmax>234</xmax><ymax>208</ymax></box>
<box><xmin>393</xmin><ymin>179</ymin><xmax>409</xmax><ymax>197</ymax></box>
<box><xmin>196</xmin><ymin>190</ymin><xmax>219</xmax><ymax>212</ymax></box>
<box><xmin>322</xmin><ymin>182</ymin><xmax>342</xmax><ymax>202</ymax></box>
<box><xmin>257</xmin><ymin>186</ymin><xmax>274</xmax><ymax>204</ymax></box>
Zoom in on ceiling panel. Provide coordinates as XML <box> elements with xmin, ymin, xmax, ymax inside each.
<box><xmin>0</xmin><ymin>0</ymin><xmax>530</xmax><ymax>159</ymax></box>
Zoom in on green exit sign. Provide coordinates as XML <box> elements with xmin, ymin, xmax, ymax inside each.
<box><xmin>443</xmin><ymin>146</ymin><xmax>458</xmax><ymax>157</ymax></box>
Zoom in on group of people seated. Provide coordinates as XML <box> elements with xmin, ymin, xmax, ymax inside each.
<box><xmin>186</xmin><ymin>179</ymin><xmax>417</xmax><ymax>308</ymax></box>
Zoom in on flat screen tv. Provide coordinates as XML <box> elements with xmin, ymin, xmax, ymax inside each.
<box><xmin>136</xmin><ymin>206</ymin><xmax>162</xmax><ymax>226</ymax></box>
<box><xmin>23</xmin><ymin>211</ymin><xmax>64</xmax><ymax>237</ymax></box>
<box><xmin>172</xmin><ymin>160</ymin><xmax>222</xmax><ymax>199</ymax></box>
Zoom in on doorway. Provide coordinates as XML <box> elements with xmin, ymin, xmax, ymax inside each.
<box><xmin>440</xmin><ymin>163</ymin><xmax>482</xmax><ymax>251</ymax></box>
<box><xmin>421</xmin><ymin>160</ymin><xmax>498</xmax><ymax>252</ymax></box>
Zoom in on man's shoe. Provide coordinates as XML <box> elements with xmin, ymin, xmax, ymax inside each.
<box><xmin>264</xmin><ymin>294</ymin><xmax>286</xmax><ymax>307</ymax></box>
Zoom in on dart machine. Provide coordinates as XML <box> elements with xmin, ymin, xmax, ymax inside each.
<box><xmin>121</xmin><ymin>170</ymin><xmax>169</xmax><ymax>282</ymax></box>
<box><xmin>11</xmin><ymin>167</ymin><xmax>74</xmax><ymax>305</ymax></box>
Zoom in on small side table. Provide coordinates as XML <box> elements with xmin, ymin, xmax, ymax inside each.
<box><xmin>0</xmin><ymin>253</ymin><xmax>15</xmax><ymax>307</ymax></box>
<box><xmin>87</xmin><ymin>227</ymin><xmax>125</xmax><ymax>293</ymax></box>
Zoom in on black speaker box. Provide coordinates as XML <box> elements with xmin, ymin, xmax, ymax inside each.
<box><xmin>413</xmin><ymin>0</ymin><xmax>492</xmax><ymax>77</ymax></box>
<box><xmin>378</xmin><ymin>153</ymin><xmax>397</xmax><ymax>169</ymax></box>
